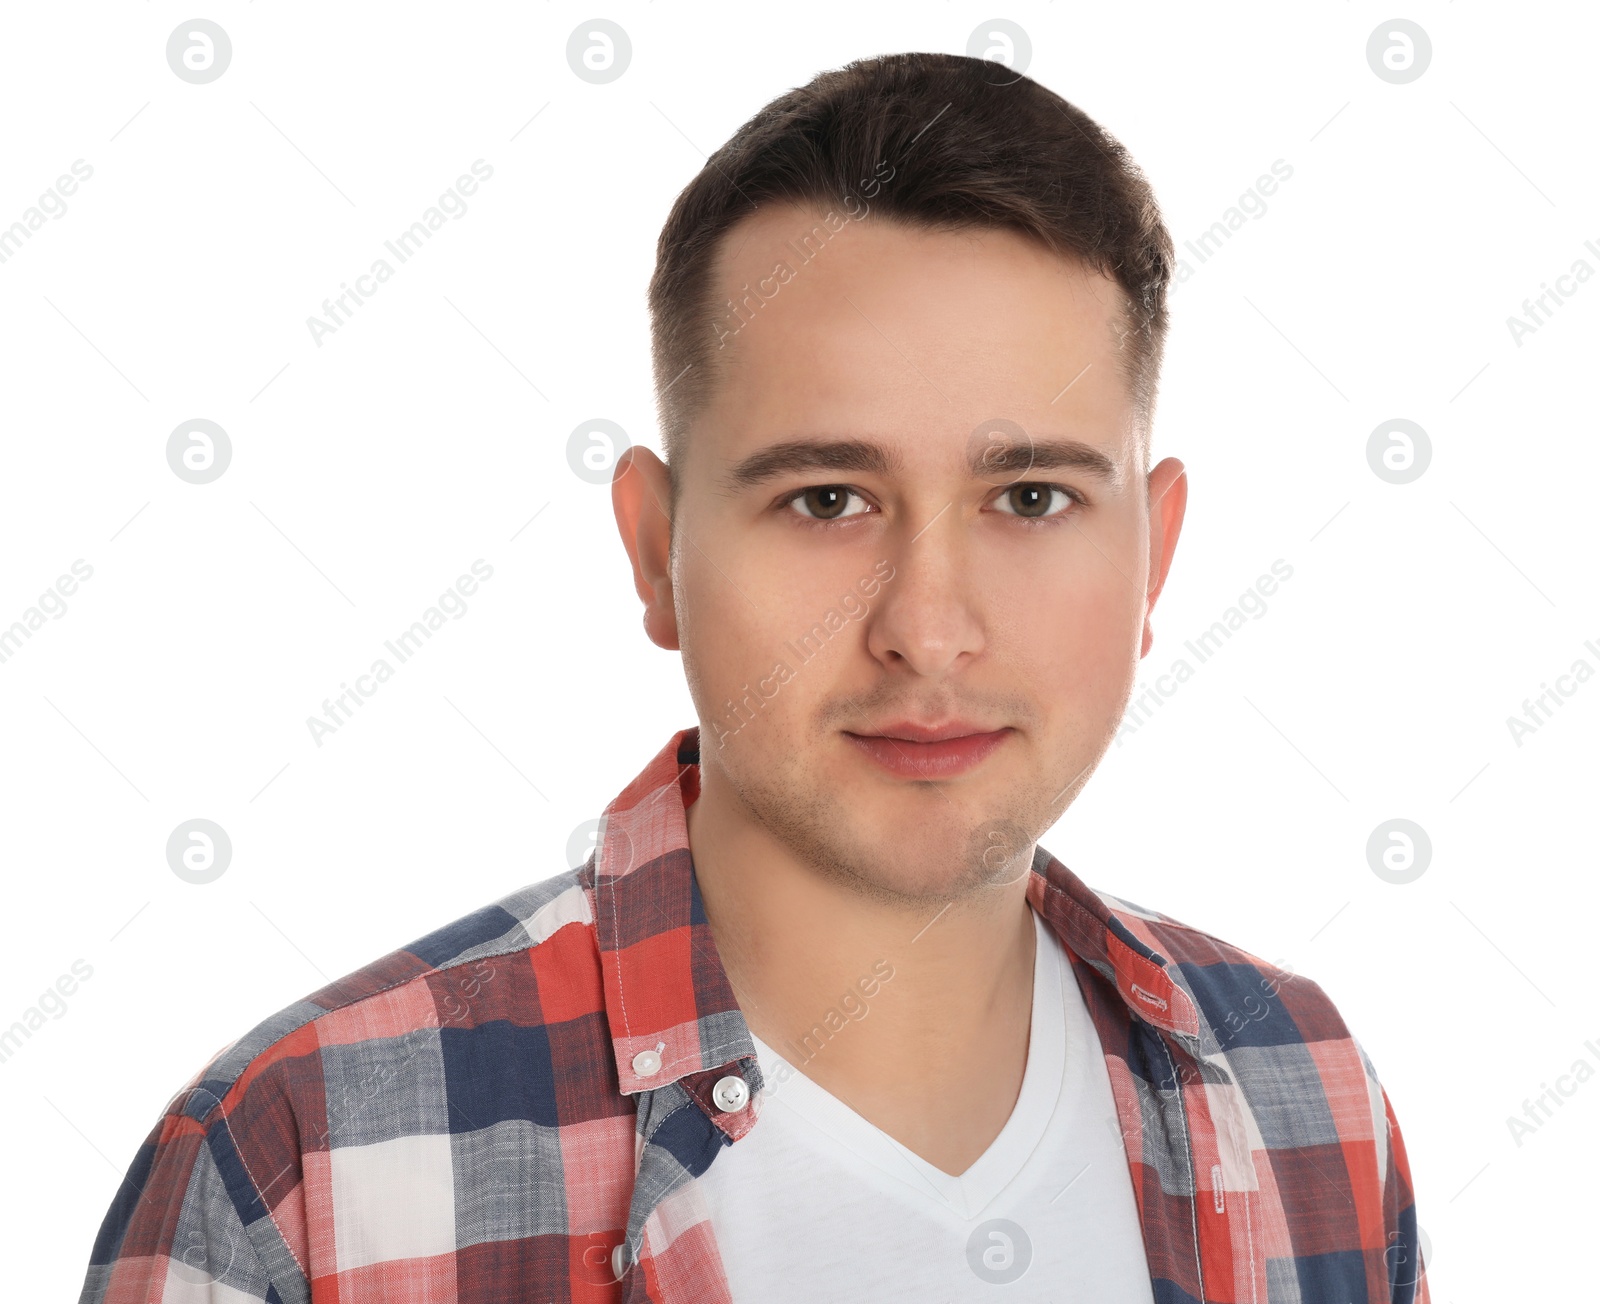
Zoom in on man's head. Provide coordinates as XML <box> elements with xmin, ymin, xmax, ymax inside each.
<box><xmin>614</xmin><ymin>52</ymin><xmax>1186</xmax><ymax>907</ymax></box>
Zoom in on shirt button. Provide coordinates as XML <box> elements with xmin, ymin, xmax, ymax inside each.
<box><xmin>631</xmin><ymin>1049</ymin><xmax>662</xmax><ymax>1077</ymax></box>
<box><xmin>712</xmin><ymin>1074</ymin><xmax>750</xmax><ymax>1113</ymax></box>
<box><xmin>611</xmin><ymin>1242</ymin><xmax>629</xmax><ymax>1278</ymax></box>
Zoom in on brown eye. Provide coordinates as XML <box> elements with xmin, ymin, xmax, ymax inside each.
<box><xmin>991</xmin><ymin>482</ymin><xmax>1077</xmax><ymax>521</ymax></box>
<box><xmin>1006</xmin><ymin>484</ymin><xmax>1055</xmax><ymax>518</ymax></box>
<box><xmin>789</xmin><ymin>485</ymin><xmax>867</xmax><ymax>520</ymax></box>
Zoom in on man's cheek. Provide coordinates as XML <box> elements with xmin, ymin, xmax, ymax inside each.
<box><xmin>1049</xmin><ymin>566</ymin><xmax>1140</xmax><ymax>634</ymax></box>
<box><xmin>1036</xmin><ymin>583</ymin><xmax>1139</xmax><ymax>687</ymax></box>
<box><xmin>684</xmin><ymin>588</ymin><xmax>806</xmax><ymax>720</ymax></box>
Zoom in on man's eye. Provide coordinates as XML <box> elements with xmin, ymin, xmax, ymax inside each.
<box><xmin>992</xmin><ymin>483</ymin><xmax>1078</xmax><ymax>520</ymax></box>
<box><xmin>785</xmin><ymin>485</ymin><xmax>871</xmax><ymax>521</ymax></box>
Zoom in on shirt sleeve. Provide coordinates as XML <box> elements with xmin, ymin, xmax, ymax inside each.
<box><xmin>78</xmin><ymin>1099</ymin><xmax>290</xmax><ymax>1303</ymax></box>
<box><xmin>1354</xmin><ymin>1038</ymin><xmax>1430</xmax><ymax>1304</ymax></box>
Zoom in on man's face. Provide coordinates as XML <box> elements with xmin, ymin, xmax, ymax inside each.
<box><xmin>621</xmin><ymin>202</ymin><xmax>1184</xmax><ymax>906</ymax></box>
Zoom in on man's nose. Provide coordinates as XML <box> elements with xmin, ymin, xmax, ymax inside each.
<box><xmin>862</xmin><ymin>506</ymin><xmax>986</xmax><ymax>677</ymax></box>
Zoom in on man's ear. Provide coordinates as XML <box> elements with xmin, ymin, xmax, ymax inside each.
<box><xmin>1141</xmin><ymin>457</ymin><xmax>1187</xmax><ymax>659</ymax></box>
<box><xmin>611</xmin><ymin>446</ymin><xmax>681</xmax><ymax>651</ymax></box>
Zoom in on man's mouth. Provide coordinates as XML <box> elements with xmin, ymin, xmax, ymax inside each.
<box><xmin>841</xmin><ymin>722</ymin><xmax>1013</xmax><ymax>779</ymax></box>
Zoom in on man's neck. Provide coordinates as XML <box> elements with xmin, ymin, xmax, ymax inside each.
<box><xmin>684</xmin><ymin>761</ymin><xmax>1039</xmax><ymax>1173</ymax></box>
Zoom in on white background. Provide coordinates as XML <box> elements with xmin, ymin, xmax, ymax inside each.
<box><xmin>2</xmin><ymin>3</ymin><xmax>1595</xmax><ymax>1299</ymax></box>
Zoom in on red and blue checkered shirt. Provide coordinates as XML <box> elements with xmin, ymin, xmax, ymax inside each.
<box><xmin>81</xmin><ymin>725</ymin><xmax>1428</xmax><ymax>1302</ymax></box>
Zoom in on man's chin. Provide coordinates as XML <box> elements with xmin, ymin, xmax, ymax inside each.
<box><xmin>720</xmin><ymin>733</ymin><xmax>1050</xmax><ymax>901</ymax></box>
<box><xmin>802</xmin><ymin>810</ymin><xmax>1034</xmax><ymax>902</ymax></box>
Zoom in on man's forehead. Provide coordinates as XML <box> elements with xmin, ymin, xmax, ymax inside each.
<box><xmin>705</xmin><ymin>204</ymin><xmax>1132</xmax><ymax>401</ymax></box>
<box><xmin>709</xmin><ymin>201</ymin><xmax>1122</xmax><ymax>309</ymax></box>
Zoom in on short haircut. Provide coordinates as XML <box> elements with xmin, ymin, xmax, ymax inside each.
<box><xmin>647</xmin><ymin>51</ymin><xmax>1175</xmax><ymax>504</ymax></box>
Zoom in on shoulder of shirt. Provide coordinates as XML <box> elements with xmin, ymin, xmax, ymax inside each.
<box><xmin>1087</xmin><ymin>884</ymin><xmax>1398</xmax><ymax>1185</ymax></box>
<box><xmin>162</xmin><ymin>864</ymin><xmax>595</xmax><ymax>1129</ymax></box>
<box><xmin>1086</xmin><ymin>884</ymin><xmax>1354</xmax><ymax>1037</ymax></box>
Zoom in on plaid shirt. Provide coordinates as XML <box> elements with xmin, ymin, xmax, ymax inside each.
<box><xmin>81</xmin><ymin>725</ymin><xmax>1428</xmax><ymax>1303</ymax></box>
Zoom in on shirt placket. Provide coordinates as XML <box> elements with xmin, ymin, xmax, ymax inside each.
<box><xmin>1149</xmin><ymin>1028</ymin><xmax>1210</xmax><ymax>1303</ymax></box>
<box><xmin>616</xmin><ymin>1060</ymin><xmax>759</xmax><ymax>1304</ymax></box>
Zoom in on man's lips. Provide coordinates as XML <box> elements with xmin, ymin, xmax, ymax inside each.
<box><xmin>842</xmin><ymin>725</ymin><xmax>1013</xmax><ymax>779</ymax></box>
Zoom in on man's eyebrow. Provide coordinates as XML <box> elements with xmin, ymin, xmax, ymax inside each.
<box><xmin>719</xmin><ymin>435</ymin><xmax>1122</xmax><ymax>494</ymax></box>
<box><xmin>986</xmin><ymin>438</ymin><xmax>1122</xmax><ymax>484</ymax></box>
<box><xmin>719</xmin><ymin>439</ymin><xmax>901</xmax><ymax>494</ymax></box>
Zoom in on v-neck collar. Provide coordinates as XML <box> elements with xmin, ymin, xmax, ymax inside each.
<box><xmin>747</xmin><ymin>906</ymin><xmax>1065</xmax><ymax>1221</ymax></box>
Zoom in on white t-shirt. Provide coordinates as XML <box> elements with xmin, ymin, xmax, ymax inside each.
<box><xmin>697</xmin><ymin>906</ymin><xmax>1155</xmax><ymax>1301</ymax></box>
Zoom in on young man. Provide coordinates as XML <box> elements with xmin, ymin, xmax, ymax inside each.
<box><xmin>81</xmin><ymin>53</ymin><xmax>1427</xmax><ymax>1303</ymax></box>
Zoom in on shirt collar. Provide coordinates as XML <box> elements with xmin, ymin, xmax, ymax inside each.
<box><xmin>588</xmin><ymin>726</ymin><xmax>1202</xmax><ymax>1097</ymax></box>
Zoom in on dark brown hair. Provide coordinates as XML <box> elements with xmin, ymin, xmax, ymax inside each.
<box><xmin>647</xmin><ymin>51</ymin><xmax>1174</xmax><ymax>499</ymax></box>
